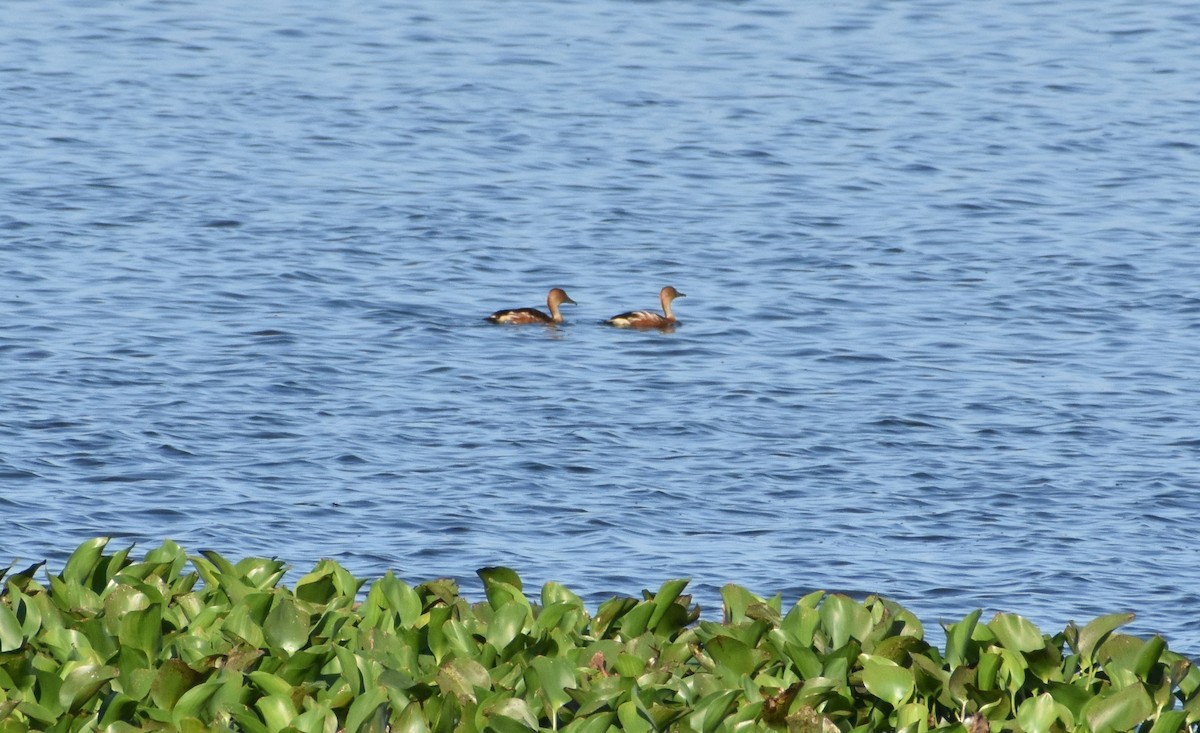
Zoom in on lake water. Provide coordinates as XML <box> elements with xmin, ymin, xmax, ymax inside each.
<box><xmin>3</xmin><ymin>0</ymin><xmax>1199</xmax><ymax>656</ymax></box>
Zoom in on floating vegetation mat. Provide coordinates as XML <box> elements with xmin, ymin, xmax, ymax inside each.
<box><xmin>0</xmin><ymin>538</ymin><xmax>1197</xmax><ymax>732</ymax></box>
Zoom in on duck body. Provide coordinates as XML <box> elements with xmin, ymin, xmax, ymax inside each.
<box><xmin>486</xmin><ymin>307</ymin><xmax>555</xmax><ymax>325</ymax></box>
<box><xmin>606</xmin><ymin>286</ymin><xmax>685</xmax><ymax>329</ymax></box>
<box><xmin>605</xmin><ymin>310</ymin><xmax>674</xmax><ymax>329</ymax></box>
<box><xmin>486</xmin><ymin>288</ymin><xmax>576</xmax><ymax>325</ymax></box>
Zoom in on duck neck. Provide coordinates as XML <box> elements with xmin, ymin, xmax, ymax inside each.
<box><xmin>661</xmin><ymin>294</ymin><xmax>675</xmax><ymax>321</ymax></box>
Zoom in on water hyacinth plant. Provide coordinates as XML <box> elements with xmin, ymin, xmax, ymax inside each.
<box><xmin>0</xmin><ymin>538</ymin><xmax>1197</xmax><ymax>732</ymax></box>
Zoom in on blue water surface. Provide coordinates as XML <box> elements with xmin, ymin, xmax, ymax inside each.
<box><xmin>2</xmin><ymin>0</ymin><xmax>1199</xmax><ymax>655</ymax></box>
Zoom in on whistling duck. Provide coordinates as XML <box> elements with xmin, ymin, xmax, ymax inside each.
<box><xmin>486</xmin><ymin>288</ymin><xmax>577</xmax><ymax>325</ymax></box>
<box><xmin>606</xmin><ymin>286</ymin><xmax>685</xmax><ymax>329</ymax></box>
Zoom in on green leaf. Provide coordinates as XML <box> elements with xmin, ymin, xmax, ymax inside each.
<box><xmin>293</xmin><ymin>703</ymin><xmax>338</xmax><ymax>733</ymax></box>
<box><xmin>780</xmin><ymin>602</ymin><xmax>821</xmax><ymax>647</ymax></box>
<box><xmin>704</xmin><ymin>635</ymin><xmax>765</xmax><ymax>678</ymax></box>
<box><xmin>1083</xmin><ymin>683</ymin><xmax>1154</xmax><ymax>733</ymax></box>
<box><xmin>530</xmin><ymin>656</ymin><xmax>577</xmax><ymax>715</ymax></box>
<box><xmin>437</xmin><ymin>658</ymin><xmax>491</xmax><ymax>704</ymax></box>
<box><xmin>485</xmin><ymin>696</ymin><xmax>538</xmax><ymax>731</ymax></box>
<box><xmin>171</xmin><ymin>679</ymin><xmax>222</xmax><ymax>726</ymax></box>
<box><xmin>688</xmin><ymin>689</ymin><xmax>740</xmax><ymax>733</ymax></box>
<box><xmin>1017</xmin><ymin>692</ymin><xmax>1058</xmax><ymax>733</ymax></box>
<box><xmin>379</xmin><ymin>573</ymin><xmax>422</xmax><ymax>628</ymax></box>
<box><xmin>345</xmin><ymin>686</ymin><xmax>391</xmax><ymax>733</ymax></box>
<box><xmin>97</xmin><ymin>691</ymin><xmax>140</xmax><ymax>728</ymax></box>
<box><xmin>944</xmin><ymin>609</ymin><xmax>982</xmax><ymax>668</ymax></box>
<box><xmin>0</xmin><ymin>601</ymin><xmax>23</xmax><ymax>652</ymax></box>
<box><xmin>988</xmin><ymin>612</ymin><xmax>1044</xmax><ymax>653</ymax></box>
<box><xmin>1132</xmin><ymin>635</ymin><xmax>1167</xmax><ymax>680</ymax></box>
<box><xmin>1146</xmin><ymin>710</ymin><xmax>1188</xmax><ymax>733</ymax></box>
<box><xmin>541</xmin><ymin>581</ymin><xmax>583</xmax><ymax>608</ymax></box>
<box><xmin>118</xmin><ymin>604</ymin><xmax>164</xmax><ymax>657</ymax></box>
<box><xmin>151</xmin><ymin>659</ymin><xmax>203</xmax><ymax>711</ymax></box>
<box><xmin>478</xmin><ymin>567</ymin><xmax>527</xmax><ymax>612</ymax></box>
<box><xmin>1075</xmin><ymin>613</ymin><xmax>1135</xmax><ymax>665</ymax></box>
<box><xmin>721</xmin><ymin>583</ymin><xmax>761</xmax><ymax>625</ymax></box>
<box><xmin>61</xmin><ymin>537</ymin><xmax>109</xmax><ymax>587</ymax></box>
<box><xmin>263</xmin><ymin>595</ymin><xmax>310</xmax><ymax>654</ymax></box>
<box><xmin>860</xmin><ymin>654</ymin><xmax>914</xmax><ymax>708</ymax></box>
<box><xmin>976</xmin><ymin>651</ymin><xmax>1001</xmax><ymax>692</ymax></box>
<box><xmin>820</xmin><ymin>594</ymin><xmax>872</xmax><ymax>649</ymax></box>
<box><xmin>256</xmin><ymin>693</ymin><xmax>299</xmax><ymax>733</ymax></box>
<box><xmin>1046</xmin><ymin>680</ymin><xmax>1093</xmax><ymax>719</ymax></box>
<box><xmin>617</xmin><ymin>699</ymin><xmax>654</xmax><ymax>733</ymax></box>
<box><xmin>616</xmin><ymin>601</ymin><xmax>656</xmax><ymax>638</ymax></box>
<box><xmin>486</xmin><ymin>600</ymin><xmax>529</xmax><ymax>654</ymax></box>
<box><xmin>59</xmin><ymin>663</ymin><xmax>119</xmax><ymax>712</ymax></box>
<box><xmin>390</xmin><ymin>699</ymin><xmax>430</xmax><ymax>733</ymax></box>
<box><xmin>293</xmin><ymin>566</ymin><xmax>337</xmax><ymax>605</ymax></box>
<box><xmin>894</xmin><ymin>701</ymin><xmax>928</xmax><ymax>732</ymax></box>
<box><xmin>249</xmin><ymin>670</ymin><xmax>294</xmax><ymax>698</ymax></box>
<box><xmin>647</xmin><ymin>578</ymin><xmax>690</xmax><ymax>634</ymax></box>
<box><xmin>561</xmin><ymin>712</ymin><xmax>616</xmax><ymax>733</ymax></box>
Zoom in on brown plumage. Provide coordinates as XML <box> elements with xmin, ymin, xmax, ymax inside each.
<box><xmin>606</xmin><ymin>286</ymin><xmax>685</xmax><ymax>329</ymax></box>
<box><xmin>486</xmin><ymin>288</ymin><xmax>577</xmax><ymax>325</ymax></box>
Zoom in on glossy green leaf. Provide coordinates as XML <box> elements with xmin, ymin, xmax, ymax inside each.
<box><xmin>1016</xmin><ymin>692</ymin><xmax>1058</xmax><ymax>733</ymax></box>
<box><xmin>616</xmin><ymin>601</ymin><xmax>656</xmax><ymax>638</ymax></box>
<box><xmin>293</xmin><ymin>567</ymin><xmax>337</xmax><ymax>605</ymax></box>
<box><xmin>487</xmin><ymin>696</ymin><xmax>539</xmax><ymax>731</ymax></box>
<box><xmin>617</xmin><ymin>699</ymin><xmax>654</xmax><ymax>733</ymax></box>
<box><xmin>976</xmin><ymin>651</ymin><xmax>1001</xmax><ymax>692</ymax></box>
<box><xmin>780</xmin><ymin>602</ymin><xmax>821</xmax><ymax>647</ymax></box>
<box><xmin>263</xmin><ymin>595</ymin><xmax>310</xmax><ymax>654</ymax></box>
<box><xmin>988</xmin><ymin>612</ymin><xmax>1044</xmax><ymax>653</ymax></box>
<box><xmin>820</xmin><ymin>594</ymin><xmax>872</xmax><ymax>649</ymax></box>
<box><xmin>944</xmin><ymin>609</ymin><xmax>982</xmax><ymax>668</ymax></box>
<box><xmin>437</xmin><ymin>657</ymin><xmax>491</xmax><ymax>704</ymax></box>
<box><xmin>151</xmin><ymin>659</ymin><xmax>203</xmax><ymax>711</ymax></box>
<box><xmin>256</xmin><ymin>693</ymin><xmax>299</xmax><ymax>733</ymax></box>
<box><xmin>0</xmin><ymin>602</ymin><xmax>22</xmax><ymax>652</ymax></box>
<box><xmin>689</xmin><ymin>688</ymin><xmax>739</xmax><ymax>733</ymax></box>
<box><xmin>59</xmin><ymin>663</ymin><xmax>119</xmax><ymax>712</ymax></box>
<box><xmin>1075</xmin><ymin>613</ymin><xmax>1135</xmax><ymax>664</ymax></box>
<box><xmin>61</xmin><ymin>537</ymin><xmax>109</xmax><ymax>587</ymax></box>
<box><xmin>721</xmin><ymin>583</ymin><xmax>760</xmax><ymax>624</ymax></box>
<box><xmin>541</xmin><ymin>581</ymin><xmax>583</xmax><ymax>608</ymax></box>
<box><xmin>118</xmin><ymin>604</ymin><xmax>164</xmax><ymax>657</ymax></box>
<box><xmin>390</xmin><ymin>699</ymin><xmax>430</xmax><ymax>733</ymax></box>
<box><xmin>292</xmin><ymin>702</ymin><xmax>338</xmax><ymax>733</ymax></box>
<box><xmin>530</xmin><ymin>655</ymin><xmax>576</xmax><ymax>715</ymax></box>
<box><xmin>1132</xmin><ymin>635</ymin><xmax>1167</xmax><ymax>679</ymax></box>
<box><xmin>249</xmin><ymin>670</ymin><xmax>294</xmax><ymax>698</ymax></box>
<box><xmin>97</xmin><ymin>690</ymin><xmax>140</xmax><ymax>728</ymax></box>
<box><xmin>1083</xmin><ymin>682</ymin><xmax>1154</xmax><ymax>733</ymax></box>
<box><xmin>394</xmin><ymin>577</ymin><xmax>424</xmax><ymax>629</ymax></box>
<box><xmin>1146</xmin><ymin>710</ymin><xmax>1188</xmax><ymax>733</ymax></box>
<box><xmin>561</xmin><ymin>712</ymin><xmax>616</xmax><ymax>733</ymax></box>
<box><xmin>647</xmin><ymin>578</ymin><xmax>690</xmax><ymax>634</ymax></box>
<box><xmin>894</xmin><ymin>701</ymin><xmax>928</xmax><ymax>733</ymax></box>
<box><xmin>861</xmin><ymin>654</ymin><xmax>914</xmax><ymax>708</ymax></box>
<box><xmin>171</xmin><ymin>679</ymin><xmax>223</xmax><ymax>725</ymax></box>
<box><xmin>486</xmin><ymin>600</ymin><xmax>529</xmax><ymax>654</ymax></box>
<box><xmin>478</xmin><ymin>567</ymin><xmax>529</xmax><ymax>613</ymax></box>
<box><xmin>704</xmin><ymin>634</ymin><xmax>764</xmax><ymax>678</ymax></box>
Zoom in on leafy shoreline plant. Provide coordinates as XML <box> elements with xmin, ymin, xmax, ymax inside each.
<box><xmin>1</xmin><ymin>538</ymin><xmax>1197</xmax><ymax>732</ymax></box>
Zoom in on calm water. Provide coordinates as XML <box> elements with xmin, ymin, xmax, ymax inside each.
<box><xmin>3</xmin><ymin>0</ymin><xmax>1199</xmax><ymax>655</ymax></box>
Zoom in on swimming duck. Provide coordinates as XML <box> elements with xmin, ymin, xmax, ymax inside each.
<box><xmin>486</xmin><ymin>288</ymin><xmax>577</xmax><ymax>325</ymax></box>
<box><xmin>606</xmin><ymin>286</ymin><xmax>685</xmax><ymax>329</ymax></box>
